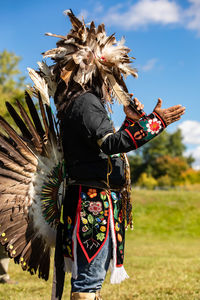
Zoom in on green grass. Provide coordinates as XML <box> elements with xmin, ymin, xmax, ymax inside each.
<box><xmin>1</xmin><ymin>190</ymin><xmax>200</xmax><ymax>300</ymax></box>
<box><xmin>132</xmin><ymin>189</ymin><xmax>200</xmax><ymax>238</ymax></box>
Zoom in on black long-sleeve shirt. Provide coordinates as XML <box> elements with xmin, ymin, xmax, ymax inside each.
<box><xmin>62</xmin><ymin>92</ymin><xmax>166</xmax><ymax>187</ymax></box>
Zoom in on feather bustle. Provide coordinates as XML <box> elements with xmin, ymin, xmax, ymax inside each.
<box><xmin>0</xmin><ymin>134</ymin><xmax>36</xmax><ymax>172</ymax></box>
<box><xmin>0</xmin><ymin>167</ymin><xmax>31</xmax><ymax>184</ymax></box>
<box><xmin>5</xmin><ymin>102</ymin><xmax>33</xmax><ymax>140</ymax></box>
<box><xmin>16</xmin><ymin>100</ymin><xmax>42</xmax><ymax>153</ymax></box>
<box><xmin>0</xmin><ymin>152</ymin><xmax>32</xmax><ymax>177</ymax></box>
<box><xmin>25</xmin><ymin>91</ymin><xmax>46</xmax><ymax>139</ymax></box>
<box><xmin>0</xmin><ymin>116</ymin><xmax>38</xmax><ymax>166</ymax></box>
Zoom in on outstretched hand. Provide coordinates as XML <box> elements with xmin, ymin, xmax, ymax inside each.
<box><xmin>154</xmin><ymin>98</ymin><xmax>185</xmax><ymax>126</ymax></box>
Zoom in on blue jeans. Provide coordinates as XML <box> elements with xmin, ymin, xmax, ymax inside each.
<box><xmin>71</xmin><ymin>231</ymin><xmax>112</xmax><ymax>292</ymax></box>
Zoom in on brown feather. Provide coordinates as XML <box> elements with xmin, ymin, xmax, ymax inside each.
<box><xmin>0</xmin><ymin>187</ymin><xmax>29</xmax><ymax>197</ymax></box>
<box><xmin>28</xmin><ymin>239</ymin><xmax>46</xmax><ymax>273</ymax></box>
<box><xmin>38</xmin><ymin>247</ymin><xmax>50</xmax><ymax>280</ymax></box>
<box><xmin>20</xmin><ymin>236</ymin><xmax>45</xmax><ymax>273</ymax></box>
<box><xmin>0</xmin><ymin>199</ymin><xmax>13</xmax><ymax>210</ymax></box>
<box><xmin>106</xmin><ymin>74</ymin><xmax>130</xmax><ymax>106</ymax></box>
<box><xmin>16</xmin><ymin>100</ymin><xmax>42</xmax><ymax>153</ymax></box>
<box><xmin>7</xmin><ymin>229</ymin><xmax>35</xmax><ymax>258</ymax></box>
<box><xmin>0</xmin><ymin>133</ymin><xmax>36</xmax><ymax>172</ymax></box>
<box><xmin>25</xmin><ymin>91</ymin><xmax>46</xmax><ymax>140</ymax></box>
<box><xmin>0</xmin><ymin>152</ymin><xmax>32</xmax><ymax>177</ymax></box>
<box><xmin>5</xmin><ymin>102</ymin><xmax>33</xmax><ymax>140</ymax></box>
<box><xmin>0</xmin><ymin>116</ymin><xmax>37</xmax><ymax>166</ymax></box>
<box><xmin>0</xmin><ymin>167</ymin><xmax>31</xmax><ymax>184</ymax></box>
<box><xmin>89</xmin><ymin>21</ymin><xmax>96</xmax><ymax>34</ymax></box>
<box><xmin>45</xmin><ymin>32</ymin><xmax>67</xmax><ymax>39</ymax></box>
<box><xmin>66</xmin><ymin>9</ymin><xmax>83</xmax><ymax>30</ymax></box>
<box><xmin>38</xmin><ymin>92</ymin><xmax>49</xmax><ymax>141</ymax></box>
<box><xmin>0</xmin><ymin>221</ymin><xmax>28</xmax><ymax>244</ymax></box>
<box><xmin>104</xmin><ymin>33</ymin><xmax>116</xmax><ymax>47</ymax></box>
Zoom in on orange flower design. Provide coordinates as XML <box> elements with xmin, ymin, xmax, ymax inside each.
<box><xmin>117</xmin><ymin>233</ymin><xmax>122</xmax><ymax>242</ymax></box>
<box><xmin>104</xmin><ymin>210</ymin><xmax>109</xmax><ymax>217</ymax></box>
<box><xmin>67</xmin><ymin>216</ymin><xmax>72</xmax><ymax>224</ymax></box>
<box><xmin>87</xmin><ymin>188</ymin><xmax>97</xmax><ymax>198</ymax></box>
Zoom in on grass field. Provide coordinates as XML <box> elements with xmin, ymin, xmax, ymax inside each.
<box><xmin>1</xmin><ymin>189</ymin><xmax>200</xmax><ymax>300</ymax></box>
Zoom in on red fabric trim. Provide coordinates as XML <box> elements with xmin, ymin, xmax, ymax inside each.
<box><xmin>76</xmin><ymin>189</ymin><xmax>110</xmax><ymax>264</ymax></box>
<box><xmin>72</xmin><ymin>185</ymin><xmax>82</xmax><ymax>260</ymax></box>
<box><xmin>153</xmin><ymin>112</ymin><xmax>166</xmax><ymax>128</ymax></box>
<box><xmin>125</xmin><ymin>128</ymin><xmax>138</xmax><ymax>149</ymax></box>
<box><xmin>116</xmin><ymin>264</ymin><xmax>123</xmax><ymax>267</ymax></box>
<box><xmin>140</xmin><ymin>112</ymin><xmax>146</xmax><ymax>117</ymax></box>
<box><xmin>126</xmin><ymin>117</ymin><xmax>135</xmax><ymax>124</ymax></box>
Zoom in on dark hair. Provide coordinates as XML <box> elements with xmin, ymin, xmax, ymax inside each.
<box><xmin>54</xmin><ymin>73</ymin><xmax>105</xmax><ymax>120</ymax></box>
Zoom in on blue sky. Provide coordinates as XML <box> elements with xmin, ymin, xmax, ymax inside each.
<box><xmin>0</xmin><ymin>0</ymin><xmax>200</xmax><ymax>168</ymax></box>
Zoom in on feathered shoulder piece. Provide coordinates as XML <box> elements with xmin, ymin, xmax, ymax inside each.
<box><xmin>0</xmin><ymin>90</ymin><xmax>65</xmax><ymax>280</ymax></box>
<box><xmin>37</xmin><ymin>9</ymin><xmax>138</xmax><ymax>108</ymax></box>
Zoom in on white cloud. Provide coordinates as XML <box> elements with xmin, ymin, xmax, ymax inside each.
<box><xmin>179</xmin><ymin>120</ymin><xmax>200</xmax><ymax>170</ymax></box>
<box><xmin>103</xmin><ymin>0</ymin><xmax>181</xmax><ymax>29</ymax></box>
<box><xmin>79</xmin><ymin>0</ymin><xmax>200</xmax><ymax>36</ymax></box>
<box><xmin>185</xmin><ymin>0</ymin><xmax>200</xmax><ymax>36</ymax></box>
<box><xmin>178</xmin><ymin>120</ymin><xmax>200</xmax><ymax>145</ymax></box>
<box><xmin>93</xmin><ymin>3</ymin><xmax>104</xmax><ymax>14</ymax></box>
<box><xmin>186</xmin><ymin>146</ymin><xmax>200</xmax><ymax>170</ymax></box>
<box><xmin>141</xmin><ymin>58</ymin><xmax>158</xmax><ymax>71</ymax></box>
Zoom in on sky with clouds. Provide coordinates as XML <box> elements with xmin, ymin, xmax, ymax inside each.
<box><xmin>0</xmin><ymin>0</ymin><xmax>200</xmax><ymax>168</ymax></box>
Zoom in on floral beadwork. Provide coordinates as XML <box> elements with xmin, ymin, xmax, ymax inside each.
<box><xmin>77</xmin><ymin>187</ymin><xmax>110</xmax><ymax>262</ymax></box>
<box><xmin>63</xmin><ymin>185</ymin><xmax>126</xmax><ymax>267</ymax></box>
<box><xmin>82</xmin><ymin>225</ymin><xmax>89</xmax><ymax>232</ymax></box>
<box><xmin>81</xmin><ymin>192</ymin><xmax>87</xmax><ymax>200</ymax></box>
<box><xmin>111</xmin><ymin>192</ymin><xmax>125</xmax><ymax>266</ymax></box>
<box><xmin>100</xmin><ymin>191</ymin><xmax>107</xmax><ymax>200</ymax></box>
<box><xmin>88</xmin><ymin>201</ymin><xmax>102</xmax><ymax>215</ymax></box>
<box><xmin>100</xmin><ymin>226</ymin><xmax>106</xmax><ymax>232</ymax></box>
<box><xmin>87</xmin><ymin>188</ymin><xmax>97</xmax><ymax>198</ymax></box>
<box><xmin>111</xmin><ymin>192</ymin><xmax>118</xmax><ymax>201</ymax></box>
<box><xmin>146</xmin><ymin>118</ymin><xmax>162</xmax><ymax>135</ymax></box>
<box><xmin>115</xmin><ymin>222</ymin><xmax>120</xmax><ymax>232</ymax></box>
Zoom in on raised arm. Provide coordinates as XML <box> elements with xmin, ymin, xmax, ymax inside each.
<box><xmin>99</xmin><ymin>98</ymin><xmax>185</xmax><ymax>155</ymax></box>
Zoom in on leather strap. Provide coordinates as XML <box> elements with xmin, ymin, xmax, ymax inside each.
<box><xmin>51</xmin><ymin>224</ymin><xmax>65</xmax><ymax>300</ymax></box>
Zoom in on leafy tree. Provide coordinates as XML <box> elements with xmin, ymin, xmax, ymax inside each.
<box><xmin>129</xmin><ymin>129</ymin><xmax>194</xmax><ymax>186</ymax></box>
<box><xmin>167</xmin><ymin>129</ymin><xmax>186</xmax><ymax>157</ymax></box>
<box><xmin>154</xmin><ymin>155</ymin><xmax>189</xmax><ymax>185</ymax></box>
<box><xmin>129</xmin><ymin>154</ymin><xmax>144</xmax><ymax>184</ymax></box>
<box><xmin>136</xmin><ymin>173</ymin><xmax>157</xmax><ymax>190</ymax></box>
<box><xmin>181</xmin><ymin>169</ymin><xmax>200</xmax><ymax>184</ymax></box>
<box><xmin>142</xmin><ymin>131</ymin><xmax>170</xmax><ymax>163</ymax></box>
<box><xmin>185</xmin><ymin>155</ymin><xmax>195</xmax><ymax>168</ymax></box>
<box><xmin>157</xmin><ymin>174</ymin><xmax>172</xmax><ymax>188</ymax></box>
<box><xmin>129</xmin><ymin>131</ymin><xmax>170</xmax><ymax>183</ymax></box>
<box><xmin>0</xmin><ymin>50</ymin><xmax>26</xmax><ymax>128</ymax></box>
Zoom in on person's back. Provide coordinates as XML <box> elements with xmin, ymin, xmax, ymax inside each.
<box><xmin>62</xmin><ymin>92</ymin><xmax>126</xmax><ymax>188</ymax></box>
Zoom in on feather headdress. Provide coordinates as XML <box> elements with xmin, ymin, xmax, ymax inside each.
<box><xmin>35</xmin><ymin>9</ymin><xmax>138</xmax><ymax>108</ymax></box>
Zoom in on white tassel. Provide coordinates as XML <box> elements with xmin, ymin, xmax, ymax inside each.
<box><xmin>109</xmin><ymin>200</ymin><xmax>129</xmax><ymax>284</ymax></box>
<box><xmin>109</xmin><ymin>204</ymin><xmax>117</xmax><ymax>273</ymax></box>
<box><xmin>110</xmin><ymin>265</ymin><xmax>129</xmax><ymax>284</ymax></box>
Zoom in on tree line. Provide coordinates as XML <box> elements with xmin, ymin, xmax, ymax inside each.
<box><xmin>129</xmin><ymin>130</ymin><xmax>199</xmax><ymax>188</ymax></box>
